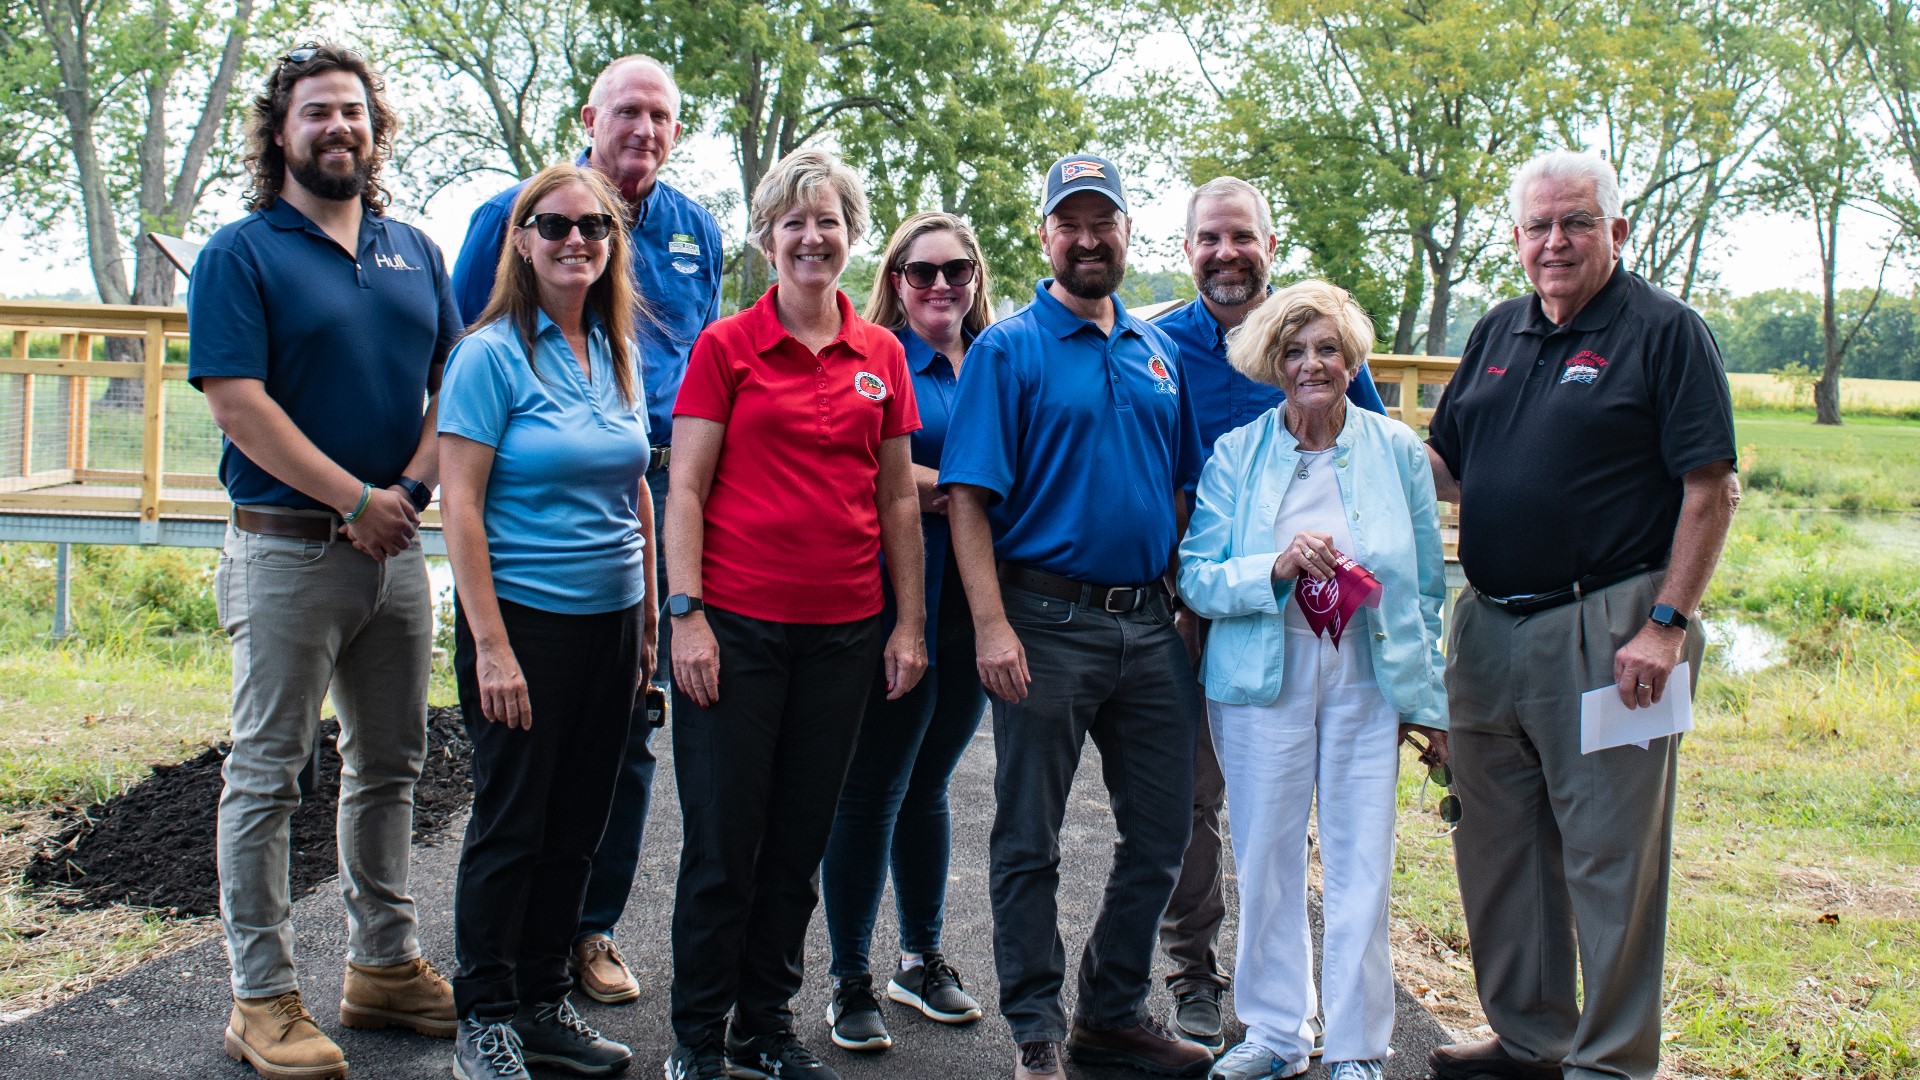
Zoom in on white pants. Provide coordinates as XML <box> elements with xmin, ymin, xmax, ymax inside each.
<box><xmin>1211</xmin><ymin>623</ymin><xmax>1401</xmax><ymax>1063</ymax></box>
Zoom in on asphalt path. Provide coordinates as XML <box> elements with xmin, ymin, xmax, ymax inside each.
<box><xmin>0</xmin><ymin>718</ymin><xmax>1453</xmax><ymax>1078</ymax></box>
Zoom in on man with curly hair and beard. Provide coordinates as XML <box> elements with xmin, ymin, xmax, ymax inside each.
<box><xmin>188</xmin><ymin>43</ymin><xmax>462</xmax><ymax>1080</ymax></box>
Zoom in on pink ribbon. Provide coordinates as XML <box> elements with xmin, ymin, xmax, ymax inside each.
<box><xmin>1294</xmin><ymin>549</ymin><xmax>1383</xmax><ymax>647</ymax></box>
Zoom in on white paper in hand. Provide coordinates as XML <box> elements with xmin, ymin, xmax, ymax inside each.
<box><xmin>1580</xmin><ymin>662</ymin><xmax>1693</xmax><ymax>755</ymax></box>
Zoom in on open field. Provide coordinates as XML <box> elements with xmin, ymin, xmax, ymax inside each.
<box><xmin>2</xmin><ymin>408</ymin><xmax>1917</xmax><ymax>1074</ymax></box>
<box><xmin>1728</xmin><ymin>371</ymin><xmax>1920</xmax><ymax>411</ymax></box>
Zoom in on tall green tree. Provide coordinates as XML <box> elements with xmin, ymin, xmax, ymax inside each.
<box><xmin>583</xmin><ymin>0</ymin><xmax>1094</xmax><ymax>299</ymax></box>
<box><xmin>1189</xmin><ymin>0</ymin><xmax>1571</xmax><ymax>354</ymax></box>
<box><xmin>1758</xmin><ymin>20</ymin><xmax>1893</xmax><ymax>425</ymax></box>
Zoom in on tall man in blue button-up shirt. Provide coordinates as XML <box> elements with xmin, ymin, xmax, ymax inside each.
<box><xmin>941</xmin><ymin>155</ymin><xmax>1214</xmax><ymax>1080</ymax></box>
<box><xmin>451</xmin><ymin>55</ymin><xmax>724</xmax><ymax>1006</ymax></box>
<box><xmin>1150</xmin><ymin>177</ymin><xmax>1387</xmax><ymax>1054</ymax></box>
<box><xmin>190</xmin><ymin>45</ymin><xmax>461</xmax><ymax>1080</ymax></box>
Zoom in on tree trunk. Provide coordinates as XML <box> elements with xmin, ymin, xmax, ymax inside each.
<box><xmin>1391</xmin><ymin>234</ymin><xmax>1424</xmax><ymax>354</ymax></box>
<box><xmin>1814</xmin><ymin>283</ymin><xmax>1844</xmax><ymax>426</ymax></box>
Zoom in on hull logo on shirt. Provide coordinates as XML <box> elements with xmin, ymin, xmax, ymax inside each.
<box><xmin>672</xmin><ymin>259</ymin><xmax>700</xmax><ymax>275</ymax></box>
<box><xmin>1560</xmin><ymin>349</ymin><xmax>1609</xmax><ymax>384</ymax></box>
<box><xmin>1147</xmin><ymin>355</ymin><xmax>1178</xmax><ymax>395</ymax></box>
<box><xmin>373</xmin><ymin>253</ymin><xmax>419</xmax><ymax>271</ymax></box>
<box><xmin>669</xmin><ymin>233</ymin><xmax>701</xmax><ymax>256</ymax></box>
<box><xmin>854</xmin><ymin>371</ymin><xmax>889</xmax><ymax>401</ymax></box>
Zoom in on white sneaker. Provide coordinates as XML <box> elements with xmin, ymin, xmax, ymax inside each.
<box><xmin>1328</xmin><ymin>1060</ymin><xmax>1385</xmax><ymax>1080</ymax></box>
<box><xmin>1209</xmin><ymin>1040</ymin><xmax>1309</xmax><ymax>1080</ymax></box>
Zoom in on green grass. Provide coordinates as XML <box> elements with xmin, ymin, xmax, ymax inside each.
<box><xmin>1386</xmin><ymin>411</ymin><xmax>1920</xmax><ymax>1076</ymax></box>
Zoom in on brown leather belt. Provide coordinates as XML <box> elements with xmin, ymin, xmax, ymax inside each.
<box><xmin>1000</xmin><ymin>562</ymin><xmax>1163</xmax><ymax>614</ymax></box>
<box><xmin>234</xmin><ymin>506</ymin><xmax>336</xmax><ymax>541</ymax></box>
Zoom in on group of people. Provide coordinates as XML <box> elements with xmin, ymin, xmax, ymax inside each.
<box><xmin>188</xmin><ymin>41</ymin><xmax>1739</xmax><ymax>1080</ymax></box>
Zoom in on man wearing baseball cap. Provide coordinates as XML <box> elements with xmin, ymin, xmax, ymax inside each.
<box><xmin>940</xmin><ymin>153</ymin><xmax>1212</xmax><ymax>1080</ymax></box>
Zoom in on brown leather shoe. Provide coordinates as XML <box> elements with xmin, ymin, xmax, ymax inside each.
<box><xmin>338</xmin><ymin>956</ymin><xmax>457</xmax><ymax>1037</ymax></box>
<box><xmin>1067</xmin><ymin>1017</ymin><xmax>1213</xmax><ymax>1076</ymax></box>
<box><xmin>1428</xmin><ymin>1037</ymin><xmax>1562</xmax><ymax>1080</ymax></box>
<box><xmin>570</xmin><ymin>933</ymin><xmax>641</xmax><ymax>1004</ymax></box>
<box><xmin>224</xmin><ymin>991</ymin><xmax>349</xmax><ymax>1080</ymax></box>
<box><xmin>1014</xmin><ymin>1039</ymin><xmax>1063</xmax><ymax>1079</ymax></box>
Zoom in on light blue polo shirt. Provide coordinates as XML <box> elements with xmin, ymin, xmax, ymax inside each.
<box><xmin>939</xmin><ymin>281</ymin><xmax>1202</xmax><ymax>586</ymax></box>
<box><xmin>438</xmin><ymin>313</ymin><xmax>650</xmax><ymax>615</ymax></box>
<box><xmin>188</xmin><ymin>201</ymin><xmax>461</xmax><ymax>511</ymax></box>
<box><xmin>450</xmin><ymin>161</ymin><xmax>723</xmax><ymax>446</ymax></box>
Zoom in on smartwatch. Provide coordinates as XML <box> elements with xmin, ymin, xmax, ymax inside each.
<box><xmin>1648</xmin><ymin>603</ymin><xmax>1689</xmax><ymax>631</ymax></box>
<box><xmin>667</xmin><ymin>594</ymin><xmax>705</xmax><ymax>618</ymax></box>
<box><xmin>396</xmin><ymin>476</ymin><xmax>432</xmax><ymax>513</ymax></box>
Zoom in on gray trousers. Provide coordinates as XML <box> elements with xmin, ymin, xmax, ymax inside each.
<box><xmin>215</xmin><ymin>524</ymin><xmax>432</xmax><ymax>998</ymax></box>
<box><xmin>1446</xmin><ymin>570</ymin><xmax>1703</xmax><ymax>1080</ymax></box>
<box><xmin>989</xmin><ymin>585</ymin><xmax>1201</xmax><ymax>1044</ymax></box>
<box><xmin>1159</xmin><ymin>710</ymin><xmax>1228</xmax><ymax>992</ymax></box>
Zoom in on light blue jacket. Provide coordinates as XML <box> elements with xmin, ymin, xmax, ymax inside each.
<box><xmin>1176</xmin><ymin>406</ymin><xmax>1449</xmax><ymax>728</ymax></box>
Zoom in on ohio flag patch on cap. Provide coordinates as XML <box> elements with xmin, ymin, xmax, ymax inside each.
<box><xmin>1061</xmin><ymin>159</ymin><xmax>1107</xmax><ymax>183</ymax></box>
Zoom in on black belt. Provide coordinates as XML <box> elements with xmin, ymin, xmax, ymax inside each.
<box><xmin>1477</xmin><ymin>563</ymin><xmax>1658</xmax><ymax>617</ymax></box>
<box><xmin>648</xmin><ymin>447</ymin><xmax>672</xmax><ymax>473</ymax></box>
<box><xmin>234</xmin><ymin>506</ymin><xmax>336</xmax><ymax>541</ymax></box>
<box><xmin>1000</xmin><ymin>563</ymin><xmax>1163</xmax><ymax>614</ymax></box>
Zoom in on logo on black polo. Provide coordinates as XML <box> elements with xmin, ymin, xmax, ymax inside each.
<box><xmin>1560</xmin><ymin>349</ymin><xmax>1608</xmax><ymax>384</ymax></box>
<box><xmin>373</xmin><ymin>253</ymin><xmax>420</xmax><ymax>271</ymax></box>
<box><xmin>854</xmin><ymin>371</ymin><xmax>888</xmax><ymax>401</ymax></box>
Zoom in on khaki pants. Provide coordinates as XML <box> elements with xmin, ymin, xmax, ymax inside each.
<box><xmin>1445</xmin><ymin>570</ymin><xmax>1703</xmax><ymax>1080</ymax></box>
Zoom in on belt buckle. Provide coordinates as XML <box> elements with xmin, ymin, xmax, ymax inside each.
<box><xmin>1103</xmin><ymin>588</ymin><xmax>1133</xmax><ymax>614</ymax></box>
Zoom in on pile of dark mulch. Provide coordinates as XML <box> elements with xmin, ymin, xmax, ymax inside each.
<box><xmin>22</xmin><ymin>705</ymin><xmax>473</xmax><ymax>917</ymax></box>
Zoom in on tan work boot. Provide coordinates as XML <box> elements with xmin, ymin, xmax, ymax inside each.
<box><xmin>569</xmin><ymin>933</ymin><xmax>640</xmax><ymax>1004</ymax></box>
<box><xmin>224</xmin><ymin>990</ymin><xmax>349</xmax><ymax>1080</ymax></box>
<box><xmin>339</xmin><ymin>956</ymin><xmax>457</xmax><ymax>1037</ymax></box>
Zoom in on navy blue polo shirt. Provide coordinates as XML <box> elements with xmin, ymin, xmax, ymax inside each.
<box><xmin>1154</xmin><ymin>295</ymin><xmax>1387</xmax><ymax>475</ymax></box>
<box><xmin>940</xmin><ymin>281</ymin><xmax>1203</xmax><ymax>586</ymax></box>
<box><xmin>450</xmin><ymin>161</ymin><xmax>723</xmax><ymax>445</ymax></box>
<box><xmin>188</xmin><ymin>201</ymin><xmax>461</xmax><ymax>511</ymax></box>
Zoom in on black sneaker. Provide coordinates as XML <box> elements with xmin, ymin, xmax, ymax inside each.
<box><xmin>455</xmin><ymin>1016</ymin><xmax>531</xmax><ymax>1080</ymax></box>
<box><xmin>514</xmin><ymin>996</ymin><xmax>632</xmax><ymax>1075</ymax></box>
<box><xmin>1171</xmin><ymin>983</ymin><xmax>1226</xmax><ymax>1052</ymax></box>
<box><xmin>725</xmin><ymin>1029</ymin><xmax>842</xmax><ymax>1080</ymax></box>
<box><xmin>886</xmin><ymin>953</ymin><xmax>983</xmax><ymax>1024</ymax></box>
<box><xmin>665</xmin><ymin>1041</ymin><xmax>729</xmax><ymax>1080</ymax></box>
<box><xmin>825</xmin><ymin>974</ymin><xmax>892</xmax><ymax>1051</ymax></box>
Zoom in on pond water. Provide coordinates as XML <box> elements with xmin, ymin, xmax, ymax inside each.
<box><xmin>1703</xmin><ymin>617</ymin><xmax>1787</xmax><ymax>675</ymax></box>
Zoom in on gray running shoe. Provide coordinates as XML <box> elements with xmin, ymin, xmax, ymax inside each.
<box><xmin>826</xmin><ymin>974</ymin><xmax>892</xmax><ymax>1051</ymax></box>
<box><xmin>886</xmin><ymin>953</ymin><xmax>983</xmax><ymax>1024</ymax></box>
<box><xmin>1208</xmin><ymin>1040</ymin><xmax>1308</xmax><ymax>1080</ymax></box>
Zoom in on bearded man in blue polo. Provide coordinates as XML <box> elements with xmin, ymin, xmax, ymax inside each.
<box><xmin>940</xmin><ymin>154</ymin><xmax>1214</xmax><ymax>1080</ymax></box>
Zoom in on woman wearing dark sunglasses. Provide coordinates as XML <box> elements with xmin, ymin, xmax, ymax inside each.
<box><xmin>813</xmin><ymin>212</ymin><xmax>998</xmax><ymax>1054</ymax></box>
<box><xmin>436</xmin><ymin>163</ymin><xmax>654</xmax><ymax>1080</ymax></box>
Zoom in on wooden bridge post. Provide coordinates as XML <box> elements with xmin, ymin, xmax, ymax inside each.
<box><xmin>138</xmin><ymin>318</ymin><xmax>167</xmax><ymax>543</ymax></box>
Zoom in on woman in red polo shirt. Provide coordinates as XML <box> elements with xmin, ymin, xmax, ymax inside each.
<box><xmin>659</xmin><ymin>147</ymin><xmax>928</xmax><ymax>1080</ymax></box>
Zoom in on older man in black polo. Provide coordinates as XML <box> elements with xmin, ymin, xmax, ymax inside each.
<box><xmin>1423</xmin><ymin>151</ymin><xmax>1739</xmax><ymax>1080</ymax></box>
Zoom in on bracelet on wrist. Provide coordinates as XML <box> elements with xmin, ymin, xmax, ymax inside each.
<box><xmin>341</xmin><ymin>482</ymin><xmax>373</xmax><ymax>524</ymax></box>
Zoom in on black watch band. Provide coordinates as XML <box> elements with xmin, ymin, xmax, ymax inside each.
<box><xmin>667</xmin><ymin>593</ymin><xmax>705</xmax><ymax>618</ymax></box>
<box><xmin>397</xmin><ymin>477</ymin><xmax>432</xmax><ymax>513</ymax></box>
<box><xmin>1648</xmin><ymin>603</ymin><xmax>1689</xmax><ymax>631</ymax></box>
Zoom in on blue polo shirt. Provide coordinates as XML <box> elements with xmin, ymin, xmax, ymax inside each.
<box><xmin>1153</xmin><ymin>295</ymin><xmax>1388</xmax><ymax>474</ymax></box>
<box><xmin>897</xmin><ymin>326</ymin><xmax>964</xmax><ymax>657</ymax></box>
<box><xmin>438</xmin><ymin>312</ymin><xmax>650</xmax><ymax>615</ymax></box>
<box><xmin>940</xmin><ymin>281</ymin><xmax>1202</xmax><ymax>586</ymax></box>
<box><xmin>450</xmin><ymin>161</ymin><xmax>723</xmax><ymax>446</ymax></box>
<box><xmin>188</xmin><ymin>201</ymin><xmax>461</xmax><ymax>511</ymax></box>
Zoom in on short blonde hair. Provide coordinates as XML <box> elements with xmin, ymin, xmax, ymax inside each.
<box><xmin>1226</xmin><ymin>280</ymin><xmax>1374</xmax><ymax>388</ymax></box>
<box><xmin>863</xmin><ymin>212</ymin><xmax>996</xmax><ymax>339</ymax></box>
<box><xmin>748</xmin><ymin>148</ymin><xmax>871</xmax><ymax>256</ymax></box>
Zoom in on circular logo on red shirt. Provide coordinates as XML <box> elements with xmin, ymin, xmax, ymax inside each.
<box><xmin>855</xmin><ymin>371</ymin><xmax>888</xmax><ymax>401</ymax></box>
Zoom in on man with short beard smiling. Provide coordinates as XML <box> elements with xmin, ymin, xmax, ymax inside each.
<box><xmin>1147</xmin><ymin>177</ymin><xmax>1386</xmax><ymax>1056</ymax></box>
<box><xmin>189</xmin><ymin>44</ymin><xmax>461</xmax><ymax>1080</ymax></box>
<box><xmin>940</xmin><ymin>154</ymin><xmax>1213</xmax><ymax>1080</ymax></box>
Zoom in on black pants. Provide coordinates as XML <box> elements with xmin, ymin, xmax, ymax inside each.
<box><xmin>668</xmin><ymin>604</ymin><xmax>885</xmax><ymax>1047</ymax></box>
<box><xmin>451</xmin><ymin>596</ymin><xmax>639</xmax><ymax>1020</ymax></box>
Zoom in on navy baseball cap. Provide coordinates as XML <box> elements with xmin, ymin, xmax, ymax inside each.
<box><xmin>1042</xmin><ymin>153</ymin><xmax>1128</xmax><ymax>216</ymax></box>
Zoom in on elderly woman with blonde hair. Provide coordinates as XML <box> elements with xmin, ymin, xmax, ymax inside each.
<box><xmin>662</xmin><ymin>147</ymin><xmax>927</xmax><ymax>1080</ymax></box>
<box><xmin>1176</xmin><ymin>280</ymin><xmax>1449</xmax><ymax>1080</ymax></box>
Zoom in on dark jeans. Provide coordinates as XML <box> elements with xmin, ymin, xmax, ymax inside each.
<box><xmin>575</xmin><ymin>464</ymin><xmax>670</xmax><ymax>941</ymax></box>
<box><xmin>822</xmin><ymin>555</ymin><xmax>986</xmax><ymax>977</ymax></box>
<box><xmin>1160</xmin><ymin>711</ymin><xmax>1229</xmax><ymax>992</ymax></box>
<box><xmin>989</xmin><ymin>584</ymin><xmax>1201</xmax><ymax>1044</ymax></box>
<box><xmin>669</xmin><ymin>605</ymin><xmax>885</xmax><ymax>1047</ymax></box>
<box><xmin>451</xmin><ymin>597</ymin><xmax>639</xmax><ymax>1020</ymax></box>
